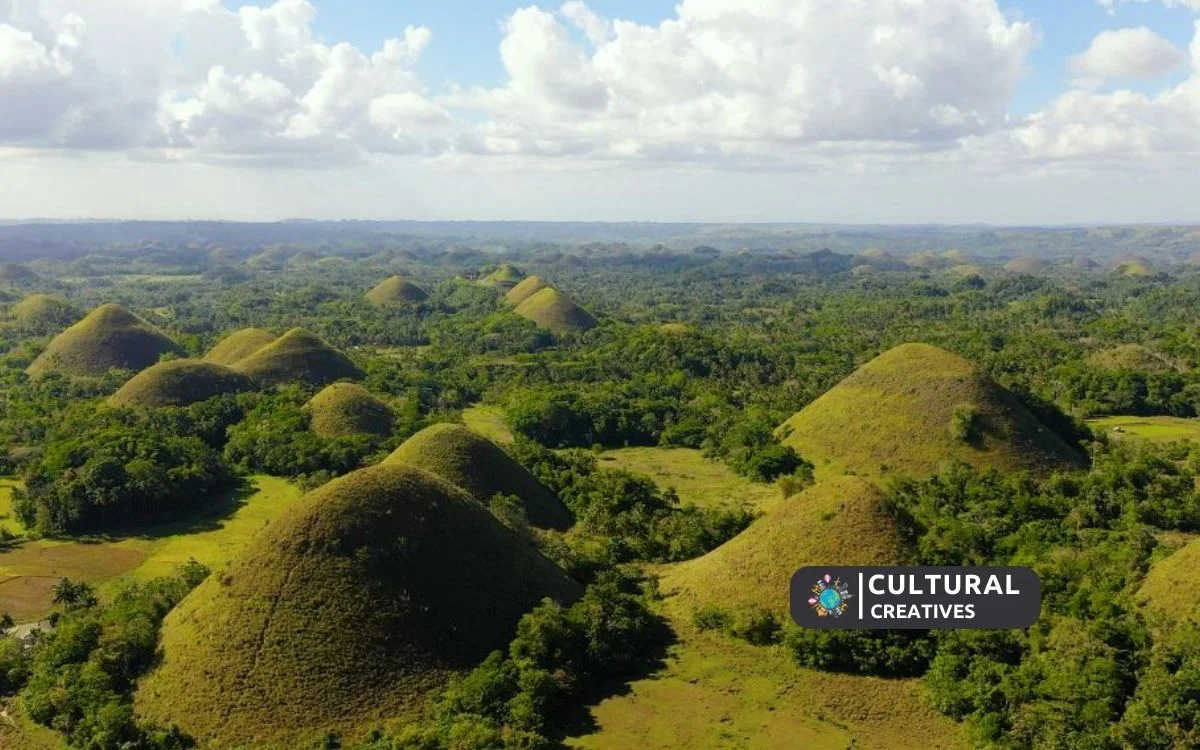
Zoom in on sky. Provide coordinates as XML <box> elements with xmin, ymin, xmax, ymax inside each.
<box><xmin>2</xmin><ymin>0</ymin><xmax>1200</xmax><ymax>224</ymax></box>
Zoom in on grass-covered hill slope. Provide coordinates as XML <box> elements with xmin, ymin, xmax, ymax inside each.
<box><xmin>203</xmin><ymin>328</ymin><xmax>278</xmax><ymax>366</ymax></box>
<box><xmin>366</xmin><ymin>275</ymin><xmax>428</xmax><ymax>304</ymax></box>
<box><xmin>513</xmin><ymin>287</ymin><xmax>598</xmax><ymax>335</ymax></box>
<box><xmin>8</xmin><ymin>293</ymin><xmax>80</xmax><ymax>330</ymax></box>
<box><xmin>26</xmin><ymin>303</ymin><xmax>184</xmax><ymax>378</ymax></box>
<box><xmin>232</xmin><ymin>327</ymin><xmax>363</xmax><ymax>387</ymax></box>
<box><xmin>1004</xmin><ymin>256</ymin><xmax>1048</xmax><ymax>274</ymax></box>
<box><xmin>482</xmin><ymin>263</ymin><xmax>524</xmax><ymax>289</ymax></box>
<box><xmin>307</xmin><ymin>382</ymin><xmax>395</xmax><ymax>438</ymax></box>
<box><xmin>1087</xmin><ymin>344</ymin><xmax>1178</xmax><ymax>373</ymax></box>
<box><xmin>136</xmin><ymin>463</ymin><xmax>581</xmax><ymax>748</ymax></box>
<box><xmin>386</xmin><ymin>423</ymin><xmax>574</xmax><ymax>530</ymax></box>
<box><xmin>0</xmin><ymin>262</ymin><xmax>37</xmax><ymax>281</ymax></box>
<box><xmin>1139</xmin><ymin>539</ymin><xmax>1200</xmax><ymax>628</ymax></box>
<box><xmin>108</xmin><ymin>359</ymin><xmax>255</xmax><ymax>408</ymax></box>
<box><xmin>662</xmin><ymin>476</ymin><xmax>909</xmax><ymax>619</ymax></box>
<box><xmin>777</xmin><ymin>343</ymin><xmax>1086</xmax><ymax>479</ymax></box>
<box><xmin>504</xmin><ymin>275</ymin><xmax>550</xmax><ymax>306</ymax></box>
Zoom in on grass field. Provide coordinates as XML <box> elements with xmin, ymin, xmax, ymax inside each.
<box><xmin>462</xmin><ymin>405</ymin><xmax>514</xmax><ymax>444</ymax></box>
<box><xmin>1088</xmin><ymin>416</ymin><xmax>1200</xmax><ymax>443</ymax></box>
<box><xmin>0</xmin><ymin>476</ymin><xmax>302</xmax><ymax>622</ymax></box>
<box><xmin>597</xmin><ymin>447</ymin><xmax>778</xmax><ymax>511</ymax></box>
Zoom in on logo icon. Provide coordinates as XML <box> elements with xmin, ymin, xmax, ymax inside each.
<box><xmin>808</xmin><ymin>573</ymin><xmax>852</xmax><ymax>618</ymax></box>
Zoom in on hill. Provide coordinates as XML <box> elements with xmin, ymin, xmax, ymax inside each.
<box><xmin>850</xmin><ymin>264</ymin><xmax>878</xmax><ymax>277</ymax></box>
<box><xmin>1072</xmin><ymin>256</ymin><xmax>1100</xmax><ymax>271</ymax></box>
<box><xmin>108</xmin><ymin>359</ymin><xmax>256</xmax><ymax>408</ymax></box>
<box><xmin>776</xmin><ymin>343</ymin><xmax>1086</xmax><ymax>479</ymax></box>
<box><xmin>386</xmin><ymin>423</ymin><xmax>574</xmax><ymax>530</ymax></box>
<box><xmin>482</xmin><ymin>263</ymin><xmax>525</xmax><ymax>289</ymax></box>
<box><xmin>26</xmin><ymin>303</ymin><xmax>184</xmax><ymax>378</ymax></box>
<box><xmin>0</xmin><ymin>263</ymin><xmax>37</xmax><ymax>281</ymax></box>
<box><xmin>1004</xmin><ymin>256</ymin><xmax>1047</xmax><ymax>274</ymax></box>
<box><xmin>366</xmin><ymin>275</ymin><xmax>428</xmax><ymax>305</ymax></box>
<box><xmin>232</xmin><ymin>328</ymin><xmax>364</xmax><ymax>387</ymax></box>
<box><xmin>513</xmin><ymin>287</ymin><xmax>598</xmax><ymax>335</ymax></box>
<box><xmin>136</xmin><ymin>463</ymin><xmax>580</xmax><ymax>748</ymax></box>
<box><xmin>8</xmin><ymin>294</ymin><xmax>80</xmax><ymax>329</ymax></box>
<box><xmin>1114</xmin><ymin>255</ymin><xmax>1156</xmax><ymax>277</ymax></box>
<box><xmin>504</xmin><ymin>275</ymin><xmax>550</xmax><ymax>306</ymax></box>
<box><xmin>203</xmin><ymin>328</ymin><xmax>278</xmax><ymax>366</ymax></box>
<box><xmin>307</xmin><ymin>382</ymin><xmax>396</xmax><ymax>438</ymax></box>
<box><xmin>1087</xmin><ymin>344</ymin><xmax>1178</xmax><ymax>373</ymax></box>
<box><xmin>951</xmin><ymin>264</ymin><xmax>987</xmax><ymax>277</ymax></box>
<box><xmin>1139</xmin><ymin>539</ymin><xmax>1200</xmax><ymax>629</ymax></box>
<box><xmin>662</xmin><ymin>476</ymin><xmax>909</xmax><ymax>619</ymax></box>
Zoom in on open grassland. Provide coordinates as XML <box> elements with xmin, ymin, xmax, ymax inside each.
<box><xmin>597</xmin><ymin>447</ymin><xmax>777</xmax><ymax>511</ymax></box>
<box><xmin>0</xmin><ymin>479</ymin><xmax>23</xmax><ymax>534</ymax></box>
<box><xmin>0</xmin><ymin>476</ymin><xmax>302</xmax><ymax>622</ymax></box>
<box><xmin>462</xmin><ymin>405</ymin><xmax>515</xmax><ymax>444</ymax></box>
<box><xmin>1088</xmin><ymin>415</ymin><xmax>1200</xmax><ymax>443</ymax></box>
<box><xmin>565</xmin><ymin>592</ymin><xmax>967</xmax><ymax>750</ymax></box>
<box><xmin>0</xmin><ymin>699</ymin><xmax>64</xmax><ymax>750</ymax></box>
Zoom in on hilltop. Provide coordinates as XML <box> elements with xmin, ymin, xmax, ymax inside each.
<box><xmin>108</xmin><ymin>359</ymin><xmax>255</xmax><ymax>408</ymax></box>
<box><xmin>1114</xmin><ymin>255</ymin><xmax>1156</xmax><ymax>277</ymax></box>
<box><xmin>513</xmin><ymin>287</ymin><xmax>598</xmax><ymax>335</ymax></box>
<box><xmin>232</xmin><ymin>328</ymin><xmax>364</xmax><ymax>387</ymax></box>
<box><xmin>204</xmin><ymin>328</ymin><xmax>278</xmax><ymax>366</ymax></box>
<box><xmin>504</xmin><ymin>275</ymin><xmax>550</xmax><ymax>306</ymax></box>
<box><xmin>482</xmin><ymin>263</ymin><xmax>525</xmax><ymax>289</ymax></box>
<box><xmin>307</xmin><ymin>382</ymin><xmax>396</xmax><ymax>438</ymax></box>
<box><xmin>1004</xmin><ymin>256</ymin><xmax>1047</xmax><ymax>274</ymax></box>
<box><xmin>386</xmin><ymin>423</ymin><xmax>574</xmax><ymax>530</ymax></box>
<box><xmin>26</xmin><ymin>303</ymin><xmax>184</xmax><ymax>378</ymax></box>
<box><xmin>366</xmin><ymin>275</ymin><xmax>428</xmax><ymax>305</ymax></box>
<box><xmin>8</xmin><ymin>294</ymin><xmax>80</xmax><ymax>330</ymax></box>
<box><xmin>136</xmin><ymin>463</ymin><xmax>580</xmax><ymax>748</ymax></box>
<box><xmin>1088</xmin><ymin>344</ymin><xmax>1179</xmax><ymax>373</ymax></box>
<box><xmin>662</xmin><ymin>476</ymin><xmax>909</xmax><ymax>619</ymax></box>
<box><xmin>776</xmin><ymin>343</ymin><xmax>1086</xmax><ymax>479</ymax></box>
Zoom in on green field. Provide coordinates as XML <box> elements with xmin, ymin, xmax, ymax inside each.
<box><xmin>597</xmin><ymin>447</ymin><xmax>779</xmax><ymax>511</ymax></box>
<box><xmin>1088</xmin><ymin>415</ymin><xmax>1200</xmax><ymax>443</ymax></box>
<box><xmin>0</xmin><ymin>476</ymin><xmax>302</xmax><ymax>622</ymax></box>
<box><xmin>0</xmin><ymin>479</ymin><xmax>23</xmax><ymax>535</ymax></box>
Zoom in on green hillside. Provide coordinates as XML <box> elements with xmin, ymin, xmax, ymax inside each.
<box><xmin>232</xmin><ymin>327</ymin><xmax>363</xmax><ymax>387</ymax></box>
<box><xmin>366</xmin><ymin>275</ymin><xmax>428</xmax><ymax>304</ymax></box>
<box><xmin>8</xmin><ymin>293</ymin><xmax>80</xmax><ymax>330</ymax></box>
<box><xmin>108</xmin><ymin>359</ymin><xmax>256</xmax><ymax>408</ymax></box>
<box><xmin>26</xmin><ymin>303</ymin><xmax>184</xmax><ymax>378</ymax></box>
<box><xmin>136</xmin><ymin>463</ymin><xmax>580</xmax><ymax>748</ymax></box>
<box><xmin>504</xmin><ymin>275</ymin><xmax>550</xmax><ymax>305</ymax></box>
<box><xmin>204</xmin><ymin>328</ymin><xmax>278</xmax><ymax>366</ymax></box>
<box><xmin>1087</xmin><ymin>344</ymin><xmax>1178</xmax><ymax>373</ymax></box>
<box><xmin>1004</xmin><ymin>256</ymin><xmax>1048</xmax><ymax>274</ymax></box>
<box><xmin>1139</xmin><ymin>538</ymin><xmax>1200</xmax><ymax>628</ymax></box>
<box><xmin>513</xmin><ymin>287</ymin><xmax>598</xmax><ymax>334</ymax></box>
<box><xmin>777</xmin><ymin>343</ymin><xmax>1086</xmax><ymax>479</ymax></box>
<box><xmin>482</xmin><ymin>263</ymin><xmax>525</xmax><ymax>289</ymax></box>
<box><xmin>307</xmin><ymin>382</ymin><xmax>396</xmax><ymax>437</ymax></box>
<box><xmin>386</xmin><ymin>423</ymin><xmax>574</xmax><ymax>530</ymax></box>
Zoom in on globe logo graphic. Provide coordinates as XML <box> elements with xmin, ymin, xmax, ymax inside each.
<box><xmin>808</xmin><ymin>573</ymin><xmax>852</xmax><ymax>618</ymax></box>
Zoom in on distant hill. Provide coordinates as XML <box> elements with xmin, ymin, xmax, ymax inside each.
<box><xmin>663</xmin><ymin>476</ymin><xmax>909</xmax><ymax>619</ymax></box>
<box><xmin>777</xmin><ymin>343</ymin><xmax>1086</xmax><ymax>479</ymax></box>
<box><xmin>387</xmin><ymin>423</ymin><xmax>574</xmax><ymax>530</ymax></box>
<box><xmin>307</xmin><ymin>383</ymin><xmax>395</xmax><ymax>438</ymax></box>
<box><xmin>204</xmin><ymin>328</ymin><xmax>278</xmax><ymax>366</ymax></box>
<box><xmin>513</xmin><ymin>287</ymin><xmax>598</xmax><ymax>335</ymax></box>
<box><xmin>0</xmin><ymin>262</ymin><xmax>38</xmax><ymax>281</ymax></box>
<box><xmin>136</xmin><ymin>463</ymin><xmax>580</xmax><ymax>748</ymax></box>
<box><xmin>1004</xmin><ymin>256</ymin><xmax>1047</xmax><ymax>274</ymax></box>
<box><xmin>232</xmin><ymin>328</ymin><xmax>363</xmax><ymax>387</ymax></box>
<box><xmin>1088</xmin><ymin>344</ymin><xmax>1179</xmax><ymax>373</ymax></box>
<box><xmin>1072</xmin><ymin>256</ymin><xmax>1100</xmax><ymax>271</ymax></box>
<box><xmin>366</xmin><ymin>275</ymin><xmax>428</xmax><ymax>305</ymax></box>
<box><xmin>26</xmin><ymin>303</ymin><xmax>184</xmax><ymax>378</ymax></box>
<box><xmin>504</xmin><ymin>275</ymin><xmax>550</xmax><ymax>306</ymax></box>
<box><xmin>1113</xmin><ymin>255</ymin><xmax>1156</xmax><ymax>278</ymax></box>
<box><xmin>482</xmin><ymin>263</ymin><xmax>525</xmax><ymax>289</ymax></box>
<box><xmin>8</xmin><ymin>293</ymin><xmax>80</xmax><ymax>330</ymax></box>
<box><xmin>108</xmin><ymin>359</ymin><xmax>255</xmax><ymax>408</ymax></box>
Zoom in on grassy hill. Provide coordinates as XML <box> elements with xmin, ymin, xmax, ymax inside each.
<box><xmin>1114</xmin><ymin>255</ymin><xmax>1156</xmax><ymax>277</ymax></box>
<box><xmin>482</xmin><ymin>263</ymin><xmax>525</xmax><ymax>289</ymax></box>
<box><xmin>386</xmin><ymin>423</ymin><xmax>574</xmax><ymax>530</ymax></box>
<box><xmin>1072</xmin><ymin>256</ymin><xmax>1100</xmax><ymax>270</ymax></box>
<box><xmin>662</xmin><ymin>476</ymin><xmax>909</xmax><ymax>619</ymax></box>
<box><xmin>108</xmin><ymin>359</ymin><xmax>256</xmax><ymax>408</ymax></box>
<box><xmin>1087</xmin><ymin>344</ymin><xmax>1178</xmax><ymax>373</ymax></box>
<box><xmin>504</xmin><ymin>275</ymin><xmax>550</xmax><ymax>305</ymax></box>
<box><xmin>136</xmin><ymin>463</ymin><xmax>580</xmax><ymax>748</ymax></box>
<box><xmin>8</xmin><ymin>293</ymin><xmax>80</xmax><ymax>330</ymax></box>
<box><xmin>26</xmin><ymin>303</ymin><xmax>184</xmax><ymax>378</ymax></box>
<box><xmin>1004</xmin><ymin>256</ymin><xmax>1048</xmax><ymax>274</ymax></box>
<box><xmin>232</xmin><ymin>327</ymin><xmax>363</xmax><ymax>387</ymax></box>
<box><xmin>204</xmin><ymin>328</ymin><xmax>278</xmax><ymax>366</ymax></box>
<box><xmin>776</xmin><ymin>343</ymin><xmax>1086</xmax><ymax>479</ymax></box>
<box><xmin>366</xmin><ymin>275</ymin><xmax>428</xmax><ymax>305</ymax></box>
<box><xmin>1139</xmin><ymin>538</ymin><xmax>1200</xmax><ymax>628</ymax></box>
<box><xmin>513</xmin><ymin>287</ymin><xmax>598</xmax><ymax>334</ymax></box>
<box><xmin>307</xmin><ymin>382</ymin><xmax>395</xmax><ymax>437</ymax></box>
<box><xmin>0</xmin><ymin>262</ymin><xmax>37</xmax><ymax>281</ymax></box>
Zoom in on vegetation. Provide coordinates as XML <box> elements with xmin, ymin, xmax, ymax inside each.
<box><xmin>513</xmin><ymin>287</ymin><xmax>598</xmax><ymax>334</ymax></box>
<box><xmin>306</xmin><ymin>382</ymin><xmax>396</xmax><ymax>438</ymax></box>
<box><xmin>202</xmin><ymin>327</ymin><xmax>277</xmax><ymax>365</ymax></box>
<box><xmin>108</xmin><ymin>359</ymin><xmax>255</xmax><ymax>408</ymax></box>
<box><xmin>366</xmin><ymin>275</ymin><xmax>428</xmax><ymax>305</ymax></box>
<box><xmin>482</xmin><ymin>263</ymin><xmax>525</xmax><ymax>289</ymax></box>
<box><xmin>8</xmin><ymin>294</ymin><xmax>80</xmax><ymax>332</ymax></box>
<box><xmin>232</xmin><ymin>327</ymin><xmax>364</xmax><ymax>386</ymax></box>
<box><xmin>503</xmin><ymin>275</ymin><xmax>550</xmax><ymax>306</ymax></box>
<box><xmin>26</xmin><ymin>303</ymin><xmax>184</xmax><ymax>378</ymax></box>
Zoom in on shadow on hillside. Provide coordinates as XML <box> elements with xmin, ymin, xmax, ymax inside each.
<box><xmin>76</xmin><ymin>477</ymin><xmax>261</xmax><ymax>542</ymax></box>
<box><xmin>544</xmin><ymin>612</ymin><xmax>678</xmax><ymax>745</ymax></box>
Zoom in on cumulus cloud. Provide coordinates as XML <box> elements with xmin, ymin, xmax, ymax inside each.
<box><xmin>1097</xmin><ymin>0</ymin><xmax>1200</xmax><ymax>13</ymax></box>
<box><xmin>1070</xmin><ymin>27</ymin><xmax>1186</xmax><ymax>80</ymax></box>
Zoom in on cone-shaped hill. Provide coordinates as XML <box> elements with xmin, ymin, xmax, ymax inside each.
<box><xmin>1088</xmin><ymin>344</ymin><xmax>1179</xmax><ymax>373</ymax></box>
<box><xmin>136</xmin><ymin>463</ymin><xmax>581</xmax><ymax>748</ymax></box>
<box><xmin>232</xmin><ymin>328</ymin><xmax>363</xmax><ymax>387</ymax></box>
<box><xmin>1072</xmin><ymin>256</ymin><xmax>1100</xmax><ymax>271</ymax></box>
<box><xmin>0</xmin><ymin>262</ymin><xmax>37</xmax><ymax>281</ymax></box>
<box><xmin>776</xmin><ymin>344</ymin><xmax>1086</xmax><ymax>479</ymax></box>
<box><xmin>108</xmin><ymin>359</ymin><xmax>256</xmax><ymax>408</ymax></box>
<box><xmin>366</xmin><ymin>275</ymin><xmax>427</xmax><ymax>305</ymax></box>
<box><xmin>203</xmin><ymin>328</ymin><xmax>278</xmax><ymax>366</ymax></box>
<box><xmin>482</xmin><ymin>263</ymin><xmax>525</xmax><ymax>289</ymax></box>
<box><xmin>386</xmin><ymin>423</ymin><xmax>574</xmax><ymax>530</ymax></box>
<box><xmin>1114</xmin><ymin>255</ymin><xmax>1156</xmax><ymax>277</ymax></box>
<box><xmin>504</xmin><ymin>275</ymin><xmax>550</xmax><ymax>306</ymax></box>
<box><xmin>307</xmin><ymin>383</ymin><xmax>395</xmax><ymax>438</ymax></box>
<box><xmin>663</xmin><ymin>476</ymin><xmax>909</xmax><ymax>619</ymax></box>
<box><xmin>513</xmin><ymin>287</ymin><xmax>598</xmax><ymax>335</ymax></box>
<box><xmin>1004</xmin><ymin>256</ymin><xmax>1048</xmax><ymax>274</ymax></box>
<box><xmin>9</xmin><ymin>293</ymin><xmax>80</xmax><ymax>329</ymax></box>
<box><xmin>1139</xmin><ymin>539</ymin><xmax>1200</xmax><ymax>629</ymax></box>
<box><xmin>26</xmin><ymin>303</ymin><xmax>184</xmax><ymax>378</ymax></box>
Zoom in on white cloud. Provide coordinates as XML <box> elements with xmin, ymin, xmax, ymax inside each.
<box><xmin>1070</xmin><ymin>27</ymin><xmax>1186</xmax><ymax>80</ymax></box>
<box><xmin>1097</xmin><ymin>0</ymin><xmax>1200</xmax><ymax>13</ymax></box>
